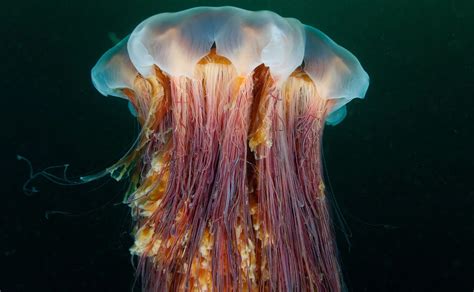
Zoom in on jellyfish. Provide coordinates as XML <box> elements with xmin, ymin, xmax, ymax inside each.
<box><xmin>90</xmin><ymin>6</ymin><xmax>369</xmax><ymax>291</ymax></box>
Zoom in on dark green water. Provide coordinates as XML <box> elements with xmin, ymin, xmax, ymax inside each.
<box><xmin>1</xmin><ymin>0</ymin><xmax>473</xmax><ymax>291</ymax></box>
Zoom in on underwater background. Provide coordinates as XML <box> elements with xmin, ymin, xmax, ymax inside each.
<box><xmin>1</xmin><ymin>0</ymin><xmax>473</xmax><ymax>291</ymax></box>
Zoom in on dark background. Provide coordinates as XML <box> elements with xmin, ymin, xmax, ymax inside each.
<box><xmin>1</xmin><ymin>0</ymin><xmax>473</xmax><ymax>291</ymax></box>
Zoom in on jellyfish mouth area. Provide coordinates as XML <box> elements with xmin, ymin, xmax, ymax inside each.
<box><xmin>116</xmin><ymin>49</ymin><xmax>341</xmax><ymax>291</ymax></box>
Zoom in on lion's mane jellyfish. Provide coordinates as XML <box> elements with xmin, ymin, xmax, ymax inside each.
<box><xmin>91</xmin><ymin>6</ymin><xmax>368</xmax><ymax>292</ymax></box>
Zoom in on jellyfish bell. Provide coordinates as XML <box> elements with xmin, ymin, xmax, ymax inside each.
<box><xmin>126</xmin><ymin>6</ymin><xmax>305</xmax><ymax>82</ymax></box>
<box><xmin>91</xmin><ymin>6</ymin><xmax>368</xmax><ymax>291</ymax></box>
<box><xmin>91</xmin><ymin>36</ymin><xmax>135</xmax><ymax>99</ymax></box>
<box><xmin>303</xmin><ymin>25</ymin><xmax>369</xmax><ymax>124</ymax></box>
